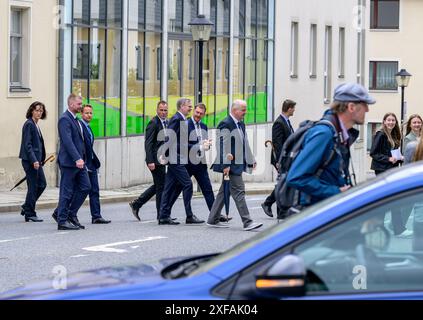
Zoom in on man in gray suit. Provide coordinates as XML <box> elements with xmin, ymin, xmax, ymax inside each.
<box><xmin>207</xmin><ymin>100</ymin><xmax>263</xmax><ymax>231</ymax></box>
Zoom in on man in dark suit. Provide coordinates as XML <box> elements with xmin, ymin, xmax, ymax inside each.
<box><xmin>207</xmin><ymin>100</ymin><xmax>263</xmax><ymax>231</ymax></box>
<box><xmin>129</xmin><ymin>101</ymin><xmax>169</xmax><ymax>220</ymax></box>
<box><xmin>53</xmin><ymin>104</ymin><xmax>111</xmax><ymax>227</ymax></box>
<box><xmin>56</xmin><ymin>94</ymin><xmax>91</xmax><ymax>230</ymax></box>
<box><xmin>261</xmin><ymin>99</ymin><xmax>296</xmax><ymax>219</ymax></box>
<box><xmin>158</xmin><ymin>98</ymin><xmax>204</xmax><ymax>225</ymax></box>
<box><xmin>76</xmin><ymin>104</ymin><xmax>111</xmax><ymax>225</ymax></box>
<box><xmin>165</xmin><ymin>103</ymin><xmax>217</xmax><ymax>218</ymax></box>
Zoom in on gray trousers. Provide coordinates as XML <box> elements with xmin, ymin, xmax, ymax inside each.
<box><xmin>207</xmin><ymin>174</ymin><xmax>252</xmax><ymax>227</ymax></box>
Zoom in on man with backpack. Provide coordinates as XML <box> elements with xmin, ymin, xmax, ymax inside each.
<box><xmin>283</xmin><ymin>83</ymin><xmax>375</xmax><ymax>211</ymax></box>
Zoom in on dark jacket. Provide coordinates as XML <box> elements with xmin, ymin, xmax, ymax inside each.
<box><xmin>271</xmin><ymin>114</ymin><xmax>293</xmax><ymax>167</ymax></box>
<box><xmin>370</xmin><ymin>130</ymin><xmax>400</xmax><ymax>172</ymax></box>
<box><xmin>19</xmin><ymin>118</ymin><xmax>46</xmax><ymax>164</ymax></box>
<box><xmin>211</xmin><ymin>116</ymin><xmax>255</xmax><ymax>176</ymax></box>
<box><xmin>81</xmin><ymin>122</ymin><xmax>100</xmax><ymax>171</ymax></box>
<box><xmin>57</xmin><ymin>111</ymin><xmax>86</xmax><ymax>168</ymax></box>
<box><xmin>287</xmin><ymin>109</ymin><xmax>359</xmax><ymax>206</ymax></box>
<box><xmin>187</xmin><ymin>118</ymin><xmax>208</xmax><ymax>168</ymax></box>
<box><xmin>145</xmin><ymin>116</ymin><xmax>167</xmax><ymax>165</ymax></box>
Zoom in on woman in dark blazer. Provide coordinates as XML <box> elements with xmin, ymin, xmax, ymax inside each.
<box><xmin>19</xmin><ymin>101</ymin><xmax>47</xmax><ymax>222</ymax></box>
<box><xmin>370</xmin><ymin>112</ymin><xmax>407</xmax><ymax>236</ymax></box>
<box><xmin>370</xmin><ymin>112</ymin><xmax>402</xmax><ymax>175</ymax></box>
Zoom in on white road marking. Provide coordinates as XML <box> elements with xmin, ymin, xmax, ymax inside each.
<box><xmin>70</xmin><ymin>254</ymin><xmax>90</xmax><ymax>258</ymax></box>
<box><xmin>0</xmin><ymin>237</ymin><xmax>31</xmax><ymax>244</ymax></box>
<box><xmin>82</xmin><ymin>236</ymin><xmax>167</xmax><ymax>253</ymax></box>
<box><xmin>131</xmin><ymin>246</ymin><xmax>140</xmax><ymax>249</ymax></box>
<box><xmin>0</xmin><ymin>232</ymin><xmax>72</xmax><ymax>244</ymax></box>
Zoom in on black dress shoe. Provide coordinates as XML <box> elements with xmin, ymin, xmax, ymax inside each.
<box><xmin>58</xmin><ymin>221</ymin><xmax>80</xmax><ymax>230</ymax></box>
<box><xmin>158</xmin><ymin>218</ymin><xmax>180</xmax><ymax>225</ymax></box>
<box><xmin>261</xmin><ymin>203</ymin><xmax>274</xmax><ymax>218</ymax></box>
<box><xmin>129</xmin><ymin>201</ymin><xmax>140</xmax><ymax>221</ymax></box>
<box><xmin>92</xmin><ymin>217</ymin><xmax>111</xmax><ymax>224</ymax></box>
<box><xmin>186</xmin><ymin>215</ymin><xmax>205</xmax><ymax>224</ymax></box>
<box><xmin>219</xmin><ymin>215</ymin><xmax>233</xmax><ymax>222</ymax></box>
<box><xmin>25</xmin><ymin>216</ymin><xmax>43</xmax><ymax>222</ymax></box>
<box><xmin>52</xmin><ymin>213</ymin><xmax>58</xmax><ymax>222</ymax></box>
<box><xmin>21</xmin><ymin>209</ymin><xmax>25</xmax><ymax>216</ymax></box>
<box><xmin>68</xmin><ymin>217</ymin><xmax>85</xmax><ymax>229</ymax></box>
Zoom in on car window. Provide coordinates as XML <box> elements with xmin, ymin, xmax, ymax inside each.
<box><xmin>293</xmin><ymin>190</ymin><xmax>423</xmax><ymax>295</ymax></box>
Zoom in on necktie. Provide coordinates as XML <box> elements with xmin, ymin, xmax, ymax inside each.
<box><xmin>87</xmin><ymin>124</ymin><xmax>94</xmax><ymax>144</ymax></box>
<box><xmin>163</xmin><ymin>120</ymin><xmax>168</xmax><ymax>128</ymax></box>
<box><xmin>287</xmin><ymin>119</ymin><xmax>294</xmax><ymax>133</ymax></box>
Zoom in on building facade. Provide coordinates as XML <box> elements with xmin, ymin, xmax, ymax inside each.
<box><xmin>274</xmin><ymin>0</ymin><xmax>368</xmax><ymax>182</ymax></box>
<box><xmin>59</xmin><ymin>0</ymin><xmax>275</xmax><ymax>189</ymax></box>
<box><xmin>365</xmin><ymin>0</ymin><xmax>423</xmax><ymax>175</ymax></box>
<box><xmin>0</xmin><ymin>0</ymin><xmax>58</xmax><ymax>189</ymax></box>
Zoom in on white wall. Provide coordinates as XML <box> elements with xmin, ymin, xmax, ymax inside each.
<box><xmin>274</xmin><ymin>0</ymin><xmax>367</xmax><ymax>182</ymax></box>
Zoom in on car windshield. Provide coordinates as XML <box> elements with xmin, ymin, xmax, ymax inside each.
<box><xmin>189</xmin><ymin>175</ymin><xmax>385</xmax><ymax>277</ymax></box>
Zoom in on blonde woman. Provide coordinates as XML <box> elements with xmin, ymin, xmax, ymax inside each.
<box><xmin>403</xmin><ymin>114</ymin><xmax>422</xmax><ymax>151</ymax></box>
<box><xmin>370</xmin><ymin>112</ymin><xmax>402</xmax><ymax>175</ymax></box>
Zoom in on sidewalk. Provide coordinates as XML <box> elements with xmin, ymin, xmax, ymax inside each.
<box><xmin>0</xmin><ymin>181</ymin><xmax>276</xmax><ymax>213</ymax></box>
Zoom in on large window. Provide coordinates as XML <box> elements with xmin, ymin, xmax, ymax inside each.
<box><xmin>369</xmin><ymin>61</ymin><xmax>398</xmax><ymax>91</ymax></box>
<box><xmin>232</xmin><ymin>0</ymin><xmax>272</xmax><ymax>125</ymax></box>
<box><xmin>127</xmin><ymin>0</ymin><xmax>162</xmax><ymax>135</ymax></box>
<box><xmin>370</xmin><ymin>0</ymin><xmax>400</xmax><ymax>30</ymax></box>
<box><xmin>70</xmin><ymin>0</ymin><xmax>274</xmax><ymax>136</ymax></box>
<box><xmin>71</xmin><ymin>0</ymin><xmax>123</xmax><ymax>138</ymax></box>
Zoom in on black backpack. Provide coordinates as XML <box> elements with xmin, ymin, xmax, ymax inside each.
<box><xmin>275</xmin><ymin>119</ymin><xmax>338</xmax><ymax>217</ymax></box>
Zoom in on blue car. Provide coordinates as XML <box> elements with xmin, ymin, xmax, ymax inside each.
<box><xmin>3</xmin><ymin>163</ymin><xmax>423</xmax><ymax>300</ymax></box>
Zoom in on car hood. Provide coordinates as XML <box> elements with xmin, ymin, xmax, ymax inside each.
<box><xmin>0</xmin><ymin>256</ymin><xmax>196</xmax><ymax>300</ymax></box>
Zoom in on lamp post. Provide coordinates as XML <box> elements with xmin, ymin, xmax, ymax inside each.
<box><xmin>188</xmin><ymin>14</ymin><xmax>213</xmax><ymax>103</ymax></box>
<box><xmin>395</xmin><ymin>69</ymin><xmax>412</xmax><ymax>132</ymax></box>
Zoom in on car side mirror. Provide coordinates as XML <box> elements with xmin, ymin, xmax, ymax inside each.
<box><xmin>255</xmin><ymin>254</ymin><xmax>306</xmax><ymax>298</ymax></box>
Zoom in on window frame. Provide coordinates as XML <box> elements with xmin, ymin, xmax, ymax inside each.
<box><xmin>9</xmin><ymin>5</ymin><xmax>31</xmax><ymax>93</ymax></box>
<box><xmin>338</xmin><ymin>27</ymin><xmax>345</xmax><ymax>79</ymax></box>
<box><xmin>369</xmin><ymin>60</ymin><xmax>399</xmax><ymax>91</ymax></box>
<box><xmin>290</xmin><ymin>21</ymin><xmax>299</xmax><ymax>78</ymax></box>
<box><xmin>323</xmin><ymin>25</ymin><xmax>332</xmax><ymax>104</ymax></box>
<box><xmin>370</xmin><ymin>0</ymin><xmax>400</xmax><ymax>30</ymax></box>
<box><xmin>309</xmin><ymin>23</ymin><xmax>317</xmax><ymax>79</ymax></box>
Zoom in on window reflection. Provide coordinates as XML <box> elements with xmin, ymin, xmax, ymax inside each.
<box><xmin>105</xmin><ymin>29</ymin><xmax>121</xmax><ymax>136</ymax></box>
<box><xmin>127</xmin><ymin>31</ymin><xmax>144</xmax><ymax>135</ymax></box>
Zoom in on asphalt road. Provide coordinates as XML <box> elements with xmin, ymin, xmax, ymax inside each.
<box><xmin>0</xmin><ymin>194</ymin><xmax>278</xmax><ymax>294</ymax></box>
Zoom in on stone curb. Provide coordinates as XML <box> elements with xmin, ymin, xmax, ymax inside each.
<box><xmin>0</xmin><ymin>188</ymin><xmax>274</xmax><ymax>214</ymax></box>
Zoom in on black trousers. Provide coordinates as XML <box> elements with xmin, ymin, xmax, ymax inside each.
<box><xmin>21</xmin><ymin>160</ymin><xmax>46</xmax><ymax>217</ymax></box>
<box><xmin>132</xmin><ymin>164</ymin><xmax>166</xmax><ymax>219</ymax></box>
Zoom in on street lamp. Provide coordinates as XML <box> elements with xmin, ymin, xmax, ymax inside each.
<box><xmin>395</xmin><ymin>68</ymin><xmax>412</xmax><ymax>129</ymax></box>
<box><xmin>188</xmin><ymin>14</ymin><xmax>214</xmax><ymax>103</ymax></box>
